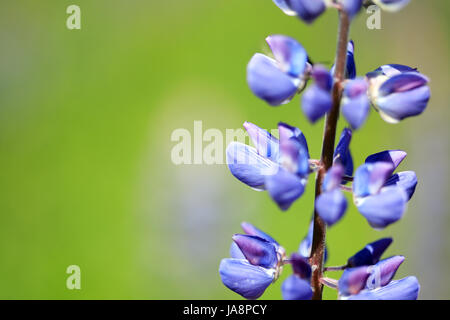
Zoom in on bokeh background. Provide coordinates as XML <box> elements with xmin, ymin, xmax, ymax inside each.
<box><xmin>0</xmin><ymin>0</ymin><xmax>448</xmax><ymax>299</ymax></box>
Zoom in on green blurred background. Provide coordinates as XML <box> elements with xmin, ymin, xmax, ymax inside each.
<box><xmin>0</xmin><ymin>1</ymin><xmax>448</xmax><ymax>299</ymax></box>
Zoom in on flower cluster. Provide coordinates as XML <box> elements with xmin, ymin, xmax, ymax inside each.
<box><xmin>219</xmin><ymin>0</ymin><xmax>429</xmax><ymax>300</ymax></box>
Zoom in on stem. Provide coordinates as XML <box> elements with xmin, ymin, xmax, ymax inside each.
<box><xmin>309</xmin><ymin>10</ymin><xmax>351</xmax><ymax>300</ymax></box>
<box><xmin>324</xmin><ymin>265</ymin><xmax>348</xmax><ymax>272</ymax></box>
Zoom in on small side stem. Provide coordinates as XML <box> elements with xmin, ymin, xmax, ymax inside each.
<box><xmin>324</xmin><ymin>265</ymin><xmax>348</xmax><ymax>272</ymax></box>
<box><xmin>309</xmin><ymin>10</ymin><xmax>351</xmax><ymax>300</ymax></box>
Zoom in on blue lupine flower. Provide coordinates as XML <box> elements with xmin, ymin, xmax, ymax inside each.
<box><xmin>339</xmin><ymin>255</ymin><xmax>404</xmax><ymax>295</ymax></box>
<box><xmin>281</xmin><ymin>253</ymin><xmax>313</xmax><ymax>300</ymax></box>
<box><xmin>333</xmin><ymin>128</ymin><xmax>354</xmax><ymax>180</ymax></box>
<box><xmin>341</xmin><ymin>78</ymin><xmax>370</xmax><ymax>129</ymax></box>
<box><xmin>316</xmin><ymin>164</ymin><xmax>348</xmax><ymax>226</ymax></box>
<box><xmin>347</xmin><ymin>238</ymin><xmax>393</xmax><ymax>267</ymax></box>
<box><xmin>331</xmin><ymin>41</ymin><xmax>356</xmax><ymax>79</ymax></box>
<box><xmin>366</xmin><ymin>150</ymin><xmax>418</xmax><ymax>200</ymax></box>
<box><xmin>347</xmin><ymin>276</ymin><xmax>420</xmax><ymax>300</ymax></box>
<box><xmin>219</xmin><ymin>259</ymin><xmax>276</xmax><ymax>300</ymax></box>
<box><xmin>339</xmin><ymin>254</ymin><xmax>418</xmax><ymax>300</ymax></box>
<box><xmin>220</xmin><ymin>223</ymin><xmax>285</xmax><ymax>299</ymax></box>
<box><xmin>274</xmin><ymin>0</ymin><xmax>327</xmax><ymax>24</ymax></box>
<box><xmin>282</xmin><ymin>275</ymin><xmax>313</xmax><ymax>300</ymax></box>
<box><xmin>247</xmin><ymin>35</ymin><xmax>309</xmax><ymax>106</ymax></box>
<box><xmin>352</xmin><ymin>150</ymin><xmax>417</xmax><ymax>229</ymax></box>
<box><xmin>302</xmin><ymin>65</ymin><xmax>333</xmax><ymax>122</ymax></box>
<box><xmin>372</xmin><ymin>0</ymin><xmax>411</xmax><ymax>12</ymax></box>
<box><xmin>341</xmin><ymin>0</ymin><xmax>364</xmax><ymax>19</ymax></box>
<box><xmin>227</xmin><ymin>122</ymin><xmax>310</xmax><ymax>210</ymax></box>
<box><xmin>366</xmin><ymin>64</ymin><xmax>430</xmax><ymax>123</ymax></box>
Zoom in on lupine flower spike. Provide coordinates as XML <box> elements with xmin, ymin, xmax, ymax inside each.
<box><xmin>220</xmin><ymin>0</ymin><xmax>427</xmax><ymax>300</ymax></box>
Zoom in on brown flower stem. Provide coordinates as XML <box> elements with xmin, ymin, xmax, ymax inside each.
<box><xmin>308</xmin><ymin>9</ymin><xmax>351</xmax><ymax>300</ymax></box>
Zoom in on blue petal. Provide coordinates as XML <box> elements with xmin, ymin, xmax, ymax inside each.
<box><xmin>334</xmin><ymin>128</ymin><xmax>354</xmax><ymax>180</ymax></box>
<box><xmin>366</xmin><ymin>256</ymin><xmax>405</xmax><ymax>289</ymax></box>
<box><xmin>338</xmin><ymin>266</ymin><xmax>371</xmax><ymax>296</ymax></box>
<box><xmin>322</xmin><ymin>164</ymin><xmax>344</xmax><ymax>192</ymax></box>
<box><xmin>243</xmin><ymin>122</ymin><xmax>280</xmax><ymax>162</ymax></box>
<box><xmin>230</xmin><ymin>242</ymin><xmax>245</xmax><ymax>259</ymax></box>
<box><xmin>301</xmin><ymin>84</ymin><xmax>332</xmax><ymax>123</ymax></box>
<box><xmin>356</xmin><ymin>186</ymin><xmax>407</xmax><ymax>229</ymax></box>
<box><xmin>372</xmin><ymin>0</ymin><xmax>411</xmax><ymax>12</ymax></box>
<box><xmin>287</xmin><ymin>0</ymin><xmax>326</xmax><ymax>24</ymax></box>
<box><xmin>342</xmin><ymin>0</ymin><xmax>363</xmax><ymax>18</ymax></box>
<box><xmin>342</xmin><ymin>95</ymin><xmax>370</xmax><ymax>130</ymax></box>
<box><xmin>347</xmin><ymin>238</ymin><xmax>393</xmax><ymax>267</ymax></box>
<box><xmin>278</xmin><ymin>122</ymin><xmax>309</xmax><ymax>157</ymax></box>
<box><xmin>272</xmin><ymin>0</ymin><xmax>297</xmax><ymax>16</ymax></box>
<box><xmin>282</xmin><ymin>275</ymin><xmax>313</xmax><ymax>300</ymax></box>
<box><xmin>265</xmin><ymin>168</ymin><xmax>306</xmax><ymax>211</ymax></box>
<box><xmin>247</xmin><ymin>53</ymin><xmax>300</xmax><ymax>106</ymax></box>
<box><xmin>290</xmin><ymin>253</ymin><xmax>312</xmax><ymax>279</ymax></box>
<box><xmin>347</xmin><ymin>276</ymin><xmax>420</xmax><ymax>300</ymax></box>
<box><xmin>316</xmin><ymin>189</ymin><xmax>347</xmax><ymax>226</ymax></box>
<box><xmin>384</xmin><ymin>171</ymin><xmax>417</xmax><ymax>201</ymax></box>
<box><xmin>233</xmin><ymin>234</ymin><xmax>278</xmax><ymax>269</ymax></box>
<box><xmin>376</xmin><ymin>85</ymin><xmax>431</xmax><ymax>123</ymax></box>
<box><xmin>279</xmin><ymin>137</ymin><xmax>310</xmax><ymax>176</ymax></box>
<box><xmin>241</xmin><ymin>222</ymin><xmax>279</xmax><ymax>245</ymax></box>
<box><xmin>266</xmin><ymin>35</ymin><xmax>308</xmax><ymax>78</ymax></box>
<box><xmin>219</xmin><ymin>258</ymin><xmax>275</xmax><ymax>300</ymax></box>
<box><xmin>345</xmin><ymin>41</ymin><xmax>356</xmax><ymax>79</ymax></box>
<box><xmin>226</xmin><ymin>142</ymin><xmax>277</xmax><ymax>190</ymax></box>
<box><xmin>370</xmin><ymin>64</ymin><xmax>418</xmax><ymax>78</ymax></box>
<box><xmin>378</xmin><ymin>73</ymin><xmax>429</xmax><ymax>97</ymax></box>
<box><xmin>353</xmin><ymin>163</ymin><xmax>395</xmax><ymax>197</ymax></box>
<box><xmin>311</xmin><ymin>65</ymin><xmax>332</xmax><ymax>91</ymax></box>
<box><xmin>365</xmin><ymin>150</ymin><xmax>407</xmax><ymax>171</ymax></box>
<box><xmin>331</xmin><ymin>41</ymin><xmax>356</xmax><ymax>79</ymax></box>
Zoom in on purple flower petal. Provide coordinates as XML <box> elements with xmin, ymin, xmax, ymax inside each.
<box><xmin>219</xmin><ymin>258</ymin><xmax>275</xmax><ymax>300</ymax></box>
<box><xmin>334</xmin><ymin>128</ymin><xmax>354</xmax><ymax>180</ymax></box>
<box><xmin>243</xmin><ymin>122</ymin><xmax>279</xmax><ymax>162</ymax></box>
<box><xmin>287</xmin><ymin>0</ymin><xmax>326</xmax><ymax>24</ymax></box>
<box><xmin>347</xmin><ymin>238</ymin><xmax>393</xmax><ymax>267</ymax></box>
<box><xmin>342</xmin><ymin>78</ymin><xmax>370</xmax><ymax>130</ymax></box>
<box><xmin>266</xmin><ymin>35</ymin><xmax>308</xmax><ymax>78</ymax></box>
<box><xmin>347</xmin><ymin>276</ymin><xmax>419</xmax><ymax>300</ymax></box>
<box><xmin>311</xmin><ymin>65</ymin><xmax>332</xmax><ymax>91</ymax></box>
<box><xmin>384</xmin><ymin>171</ymin><xmax>417</xmax><ymax>201</ymax></box>
<box><xmin>265</xmin><ymin>167</ymin><xmax>306</xmax><ymax>211</ymax></box>
<box><xmin>282</xmin><ymin>275</ymin><xmax>313</xmax><ymax>300</ymax></box>
<box><xmin>226</xmin><ymin>142</ymin><xmax>278</xmax><ymax>190</ymax></box>
<box><xmin>247</xmin><ymin>53</ymin><xmax>300</xmax><ymax>106</ymax></box>
<box><xmin>342</xmin><ymin>0</ymin><xmax>363</xmax><ymax>18</ymax></box>
<box><xmin>279</xmin><ymin>137</ymin><xmax>309</xmax><ymax>176</ymax></box>
<box><xmin>322</xmin><ymin>164</ymin><xmax>345</xmax><ymax>192</ymax></box>
<box><xmin>230</xmin><ymin>242</ymin><xmax>245</xmax><ymax>259</ymax></box>
<box><xmin>272</xmin><ymin>0</ymin><xmax>297</xmax><ymax>16</ymax></box>
<box><xmin>353</xmin><ymin>162</ymin><xmax>395</xmax><ymax>197</ymax></box>
<box><xmin>365</xmin><ymin>150</ymin><xmax>407</xmax><ymax>171</ymax></box>
<box><xmin>356</xmin><ymin>186</ymin><xmax>407</xmax><ymax>229</ymax></box>
<box><xmin>378</xmin><ymin>73</ymin><xmax>429</xmax><ymax>97</ymax></box>
<box><xmin>338</xmin><ymin>266</ymin><xmax>371</xmax><ymax>296</ymax></box>
<box><xmin>366</xmin><ymin>256</ymin><xmax>405</xmax><ymax>289</ymax></box>
<box><xmin>290</xmin><ymin>253</ymin><xmax>312</xmax><ymax>279</ymax></box>
<box><xmin>331</xmin><ymin>41</ymin><xmax>356</xmax><ymax>79</ymax></box>
<box><xmin>301</xmin><ymin>84</ymin><xmax>332</xmax><ymax>123</ymax></box>
<box><xmin>376</xmin><ymin>85</ymin><xmax>431</xmax><ymax>123</ymax></box>
<box><xmin>241</xmin><ymin>222</ymin><xmax>279</xmax><ymax>245</ymax></box>
<box><xmin>278</xmin><ymin>122</ymin><xmax>309</xmax><ymax>157</ymax></box>
<box><xmin>233</xmin><ymin>234</ymin><xmax>279</xmax><ymax>269</ymax></box>
<box><xmin>316</xmin><ymin>189</ymin><xmax>347</xmax><ymax>226</ymax></box>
